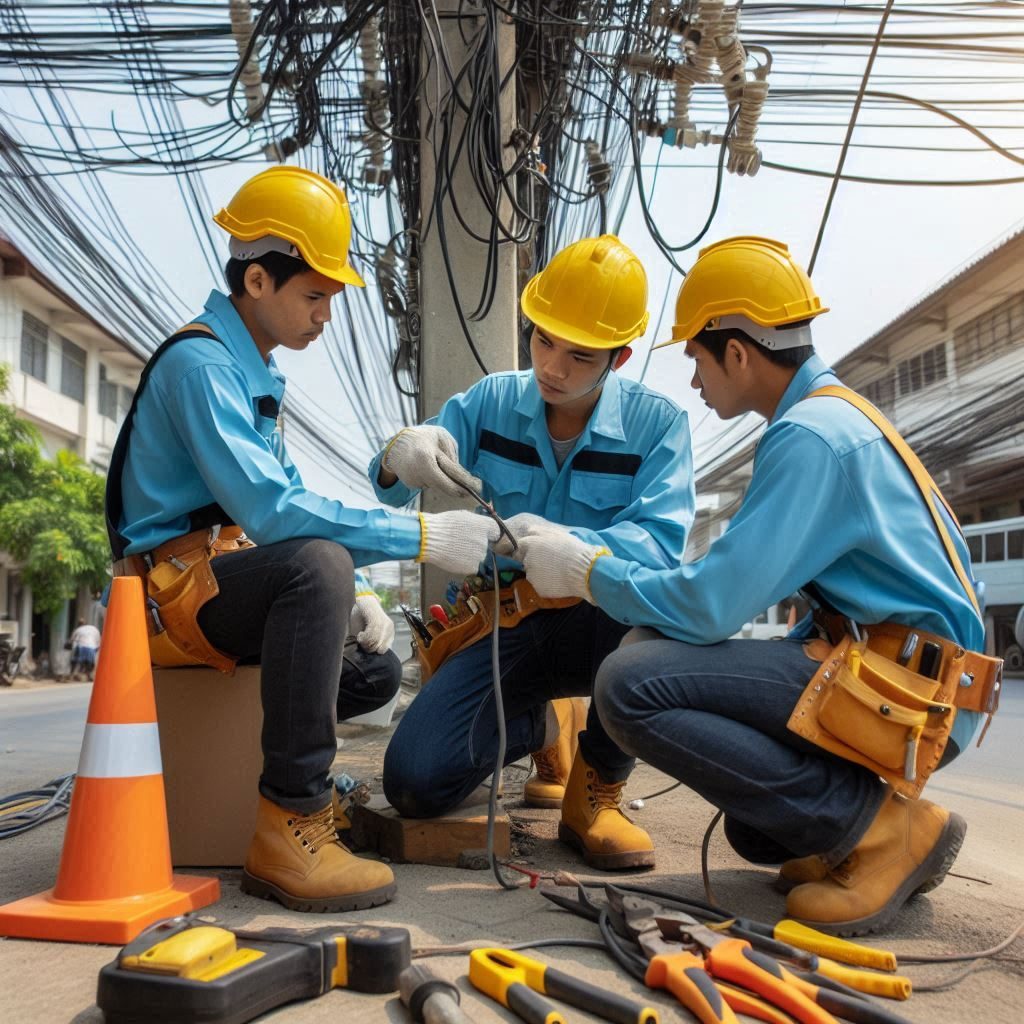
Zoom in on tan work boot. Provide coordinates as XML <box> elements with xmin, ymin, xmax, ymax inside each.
<box><xmin>773</xmin><ymin>854</ymin><xmax>828</xmax><ymax>894</ymax></box>
<box><xmin>785</xmin><ymin>789</ymin><xmax>966</xmax><ymax>936</ymax></box>
<box><xmin>524</xmin><ymin>698</ymin><xmax>587</xmax><ymax>808</ymax></box>
<box><xmin>558</xmin><ymin>751</ymin><xmax>655</xmax><ymax>870</ymax></box>
<box><xmin>242</xmin><ymin>796</ymin><xmax>396</xmax><ymax>912</ymax></box>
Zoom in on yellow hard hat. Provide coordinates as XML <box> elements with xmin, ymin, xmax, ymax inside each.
<box><xmin>521</xmin><ymin>235</ymin><xmax>649</xmax><ymax>349</ymax></box>
<box><xmin>657</xmin><ymin>236</ymin><xmax>827</xmax><ymax>349</ymax></box>
<box><xmin>213</xmin><ymin>166</ymin><xmax>364</xmax><ymax>288</ymax></box>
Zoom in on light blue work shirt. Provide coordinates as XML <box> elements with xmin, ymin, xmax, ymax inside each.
<box><xmin>118</xmin><ymin>290</ymin><xmax>422</xmax><ymax>566</ymax></box>
<box><xmin>369</xmin><ymin>370</ymin><xmax>695</xmax><ymax>570</ymax></box>
<box><xmin>588</xmin><ymin>354</ymin><xmax>985</xmax><ymax>750</ymax></box>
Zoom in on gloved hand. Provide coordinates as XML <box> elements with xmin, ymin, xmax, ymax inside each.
<box><xmin>419</xmin><ymin>510</ymin><xmax>501</xmax><ymax>575</ymax></box>
<box><xmin>492</xmin><ymin>511</ymin><xmax>555</xmax><ymax>557</ymax></box>
<box><xmin>381</xmin><ymin>426</ymin><xmax>482</xmax><ymax>498</ymax></box>
<box><xmin>518</xmin><ymin>526</ymin><xmax>610</xmax><ymax>603</ymax></box>
<box><xmin>351</xmin><ymin>594</ymin><xmax>395</xmax><ymax>654</ymax></box>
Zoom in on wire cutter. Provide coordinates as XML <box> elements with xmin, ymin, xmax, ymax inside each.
<box><xmin>653</xmin><ymin>908</ymin><xmax>913</xmax><ymax>1024</ymax></box>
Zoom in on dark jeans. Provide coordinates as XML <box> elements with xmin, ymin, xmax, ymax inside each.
<box><xmin>339</xmin><ymin>637</ymin><xmax>403</xmax><ymax>722</ymax></box>
<box><xmin>383</xmin><ymin>602</ymin><xmax>631</xmax><ymax>819</ymax></box>
<box><xmin>196</xmin><ymin>538</ymin><xmax>398</xmax><ymax>815</ymax></box>
<box><xmin>594</xmin><ymin>637</ymin><xmax>888</xmax><ymax>865</ymax></box>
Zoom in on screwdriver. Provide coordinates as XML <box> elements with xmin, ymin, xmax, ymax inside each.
<box><xmin>399</xmin><ymin>964</ymin><xmax>475</xmax><ymax>1024</ymax></box>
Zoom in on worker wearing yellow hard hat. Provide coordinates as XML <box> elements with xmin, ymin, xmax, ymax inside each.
<box><xmin>373</xmin><ymin>234</ymin><xmax>696</xmax><ymax>872</ymax></box>
<box><xmin>108</xmin><ymin>167</ymin><xmax>505</xmax><ymax>915</ymax></box>
<box><xmin>513</xmin><ymin>235</ymin><xmax>999</xmax><ymax>936</ymax></box>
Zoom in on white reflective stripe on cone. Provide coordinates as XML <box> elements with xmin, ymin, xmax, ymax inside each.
<box><xmin>78</xmin><ymin>723</ymin><xmax>164</xmax><ymax>778</ymax></box>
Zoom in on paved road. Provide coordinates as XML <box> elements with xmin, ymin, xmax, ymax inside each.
<box><xmin>2</xmin><ymin>673</ymin><xmax>1019</xmax><ymax>801</ymax></box>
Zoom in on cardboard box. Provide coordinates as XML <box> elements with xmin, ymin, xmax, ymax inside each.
<box><xmin>153</xmin><ymin>665</ymin><xmax>263</xmax><ymax>867</ymax></box>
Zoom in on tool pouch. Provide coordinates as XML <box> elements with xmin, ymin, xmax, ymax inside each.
<box><xmin>115</xmin><ymin>527</ymin><xmax>253</xmax><ymax>676</ymax></box>
<box><xmin>415</xmin><ymin>578</ymin><xmax>579</xmax><ymax>684</ymax></box>
<box><xmin>788</xmin><ymin>628</ymin><xmax>1001</xmax><ymax>799</ymax></box>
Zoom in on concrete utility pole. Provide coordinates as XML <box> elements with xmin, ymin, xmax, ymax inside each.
<box><xmin>418</xmin><ymin>2</ymin><xmax>519</xmax><ymax>606</ymax></box>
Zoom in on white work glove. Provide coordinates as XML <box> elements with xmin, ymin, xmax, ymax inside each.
<box><xmin>381</xmin><ymin>426</ymin><xmax>482</xmax><ymax>499</ymax></box>
<box><xmin>351</xmin><ymin>594</ymin><xmax>395</xmax><ymax>654</ymax></box>
<box><xmin>418</xmin><ymin>510</ymin><xmax>501</xmax><ymax>575</ymax></box>
<box><xmin>518</xmin><ymin>526</ymin><xmax>610</xmax><ymax>603</ymax></box>
<box><xmin>492</xmin><ymin>512</ymin><xmax>556</xmax><ymax>557</ymax></box>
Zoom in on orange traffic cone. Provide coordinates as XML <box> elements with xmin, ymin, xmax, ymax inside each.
<box><xmin>0</xmin><ymin>576</ymin><xmax>220</xmax><ymax>943</ymax></box>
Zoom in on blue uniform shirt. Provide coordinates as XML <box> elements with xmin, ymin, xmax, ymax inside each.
<box><xmin>369</xmin><ymin>370</ymin><xmax>695</xmax><ymax>571</ymax></box>
<box><xmin>588</xmin><ymin>354</ymin><xmax>985</xmax><ymax>750</ymax></box>
<box><xmin>119</xmin><ymin>290</ymin><xmax>422</xmax><ymax>566</ymax></box>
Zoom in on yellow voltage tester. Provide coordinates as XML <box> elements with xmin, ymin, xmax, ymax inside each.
<box><xmin>97</xmin><ymin>915</ymin><xmax>411</xmax><ymax>1024</ymax></box>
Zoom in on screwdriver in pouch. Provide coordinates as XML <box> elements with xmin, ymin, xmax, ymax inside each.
<box><xmin>917</xmin><ymin>641</ymin><xmax>942</xmax><ymax>679</ymax></box>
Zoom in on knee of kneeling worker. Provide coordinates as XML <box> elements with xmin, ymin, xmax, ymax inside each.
<box><xmin>382</xmin><ymin>748</ymin><xmax>453</xmax><ymax>819</ymax></box>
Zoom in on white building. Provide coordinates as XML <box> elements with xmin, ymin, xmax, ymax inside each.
<box><xmin>0</xmin><ymin>236</ymin><xmax>144</xmax><ymax>667</ymax></box>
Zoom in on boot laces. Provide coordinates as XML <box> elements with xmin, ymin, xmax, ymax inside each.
<box><xmin>532</xmin><ymin>745</ymin><xmax>562</xmax><ymax>784</ymax></box>
<box><xmin>586</xmin><ymin>771</ymin><xmax>624</xmax><ymax>811</ymax></box>
<box><xmin>287</xmin><ymin>805</ymin><xmax>337</xmax><ymax>855</ymax></box>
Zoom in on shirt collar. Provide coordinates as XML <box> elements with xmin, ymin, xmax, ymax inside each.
<box><xmin>770</xmin><ymin>352</ymin><xmax>837</xmax><ymax>424</ymax></box>
<box><xmin>200</xmin><ymin>290</ymin><xmax>285</xmax><ymax>400</ymax></box>
<box><xmin>514</xmin><ymin>370</ymin><xmax>626</xmax><ymax>442</ymax></box>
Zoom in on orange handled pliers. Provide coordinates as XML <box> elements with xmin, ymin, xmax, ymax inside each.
<box><xmin>654</xmin><ymin>911</ymin><xmax>912</xmax><ymax>1024</ymax></box>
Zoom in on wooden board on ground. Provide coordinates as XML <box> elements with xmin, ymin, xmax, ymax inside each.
<box><xmin>350</xmin><ymin>792</ymin><xmax>510</xmax><ymax>866</ymax></box>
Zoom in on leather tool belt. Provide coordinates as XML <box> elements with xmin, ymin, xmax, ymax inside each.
<box><xmin>112</xmin><ymin>525</ymin><xmax>254</xmax><ymax>675</ymax></box>
<box><xmin>790</xmin><ymin>618</ymin><xmax>1002</xmax><ymax>799</ymax></box>
<box><xmin>415</xmin><ymin>576</ymin><xmax>579</xmax><ymax>684</ymax></box>
<box><xmin>785</xmin><ymin>385</ymin><xmax>1003</xmax><ymax>798</ymax></box>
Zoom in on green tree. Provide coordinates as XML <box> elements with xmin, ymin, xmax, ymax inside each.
<box><xmin>0</xmin><ymin>364</ymin><xmax>43</xmax><ymax>504</ymax></box>
<box><xmin>0</xmin><ymin>365</ymin><xmax>110</xmax><ymax>616</ymax></box>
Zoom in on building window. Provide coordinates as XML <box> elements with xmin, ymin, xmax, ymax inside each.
<box><xmin>966</xmin><ymin>534</ymin><xmax>983</xmax><ymax>562</ymax></box>
<box><xmin>20</xmin><ymin>312</ymin><xmax>48</xmax><ymax>382</ymax></box>
<box><xmin>60</xmin><ymin>337</ymin><xmax>86</xmax><ymax>403</ymax></box>
<box><xmin>985</xmin><ymin>532</ymin><xmax>1006</xmax><ymax>563</ymax></box>
<box><xmin>897</xmin><ymin>342</ymin><xmax>947</xmax><ymax>398</ymax></box>
<box><xmin>98</xmin><ymin>364</ymin><xmax>119</xmax><ymax>420</ymax></box>
<box><xmin>1008</xmin><ymin>529</ymin><xmax>1024</xmax><ymax>561</ymax></box>
<box><xmin>954</xmin><ymin>291</ymin><xmax>1024</xmax><ymax>372</ymax></box>
<box><xmin>863</xmin><ymin>374</ymin><xmax>895</xmax><ymax>411</ymax></box>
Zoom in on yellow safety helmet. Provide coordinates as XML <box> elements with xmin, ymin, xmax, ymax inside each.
<box><xmin>213</xmin><ymin>166</ymin><xmax>364</xmax><ymax>288</ymax></box>
<box><xmin>657</xmin><ymin>236</ymin><xmax>827</xmax><ymax>349</ymax></box>
<box><xmin>521</xmin><ymin>235</ymin><xmax>649</xmax><ymax>350</ymax></box>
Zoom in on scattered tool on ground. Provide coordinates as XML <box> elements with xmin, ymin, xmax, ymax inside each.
<box><xmin>646</xmin><ymin>898</ymin><xmax>912</xmax><ymax>1024</ymax></box>
<box><xmin>399</xmin><ymin>963</ymin><xmax>476</xmax><ymax>1024</ymax></box>
<box><xmin>96</xmin><ymin>915</ymin><xmax>411</xmax><ymax>1023</ymax></box>
<box><xmin>470</xmin><ymin>947</ymin><xmax>660</xmax><ymax>1024</ymax></box>
<box><xmin>539</xmin><ymin>883</ymin><xmax>914</xmax><ymax>1024</ymax></box>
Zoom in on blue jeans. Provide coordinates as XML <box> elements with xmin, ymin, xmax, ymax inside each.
<box><xmin>383</xmin><ymin>602</ymin><xmax>631</xmax><ymax>818</ymax></box>
<box><xmin>594</xmin><ymin>637</ymin><xmax>887</xmax><ymax>865</ymax></box>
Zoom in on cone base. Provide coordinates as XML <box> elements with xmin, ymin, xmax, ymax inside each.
<box><xmin>0</xmin><ymin>873</ymin><xmax>220</xmax><ymax>945</ymax></box>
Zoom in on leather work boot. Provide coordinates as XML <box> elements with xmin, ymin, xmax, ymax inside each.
<box><xmin>773</xmin><ymin>854</ymin><xmax>828</xmax><ymax>894</ymax></box>
<box><xmin>524</xmin><ymin>697</ymin><xmax>587</xmax><ymax>808</ymax></box>
<box><xmin>785</xmin><ymin>789</ymin><xmax>966</xmax><ymax>936</ymax></box>
<box><xmin>242</xmin><ymin>796</ymin><xmax>396</xmax><ymax>912</ymax></box>
<box><xmin>558</xmin><ymin>751</ymin><xmax>655</xmax><ymax>870</ymax></box>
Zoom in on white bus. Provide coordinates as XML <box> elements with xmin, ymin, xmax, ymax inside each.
<box><xmin>963</xmin><ymin>516</ymin><xmax>1024</xmax><ymax>672</ymax></box>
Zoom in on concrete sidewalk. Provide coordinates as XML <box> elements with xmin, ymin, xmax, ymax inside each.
<box><xmin>1</xmin><ymin>684</ymin><xmax>1022</xmax><ymax>1023</ymax></box>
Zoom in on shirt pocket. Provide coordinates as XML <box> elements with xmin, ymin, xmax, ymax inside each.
<box><xmin>473</xmin><ymin>451</ymin><xmax>535</xmax><ymax>502</ymax></box>
<box><xmin>569</xmin><ymin>470</ymin><xmax>633</xmax><ymax>512</ymax></box>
